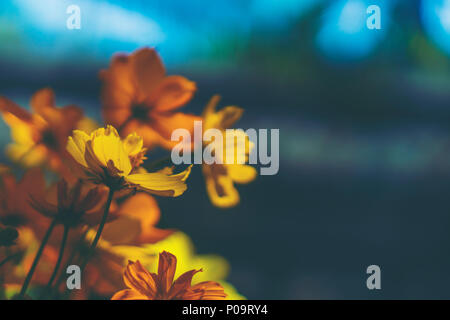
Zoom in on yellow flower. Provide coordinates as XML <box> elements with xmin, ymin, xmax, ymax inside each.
<box><xmin>66</xmin><ymin>125</ymin><xmax>191</xmax><ymax>196</ymax></box>
<box><xmin>202</xmin><ymin>95</ymin><xmax>257</xmax><ymax>208</ymax></box>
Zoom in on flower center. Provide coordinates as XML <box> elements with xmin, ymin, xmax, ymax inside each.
<box><xmin>41</xmin><ymin>129</ymin><xmax>59</xmax><ymax>150</ymax></box>
<box><xmin>1</xmin><ymin>214</ymin><xmax>27</xmax><ymax>227</ymax></box>
<box><xmin>131</xmin><ymin>104</ymin><xmax>150</xmax><ymax>120</ymax></box>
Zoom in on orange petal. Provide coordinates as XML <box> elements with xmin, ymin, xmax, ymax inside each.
<box><xmin>0</xmin><ymin>96</ymin><xmax>33</xmax><ymax>123</ymax></box>
<box><xmin>103</xmin><ymin>107</ymin><xmax>132</xmax><ymax>129</ymax></box>
<box><xmin>30</xmin><ymin>88</ymin><xmax>55</xmax><ymax>115</ymax></box>
<box><xmin>111</xmin><ymin>289</ymin><xmax>148</xmax><ymax>300</ymax></box>
<box><xmin>122</xmin><ymin>119</ymin><xmax>172</xmax><ymax>150</ymax></box>
<box><xmin>19</xmin><ymin>167</ymin><xmax>47</xmax><ymax>203</ymax></box>
<box><xmin>147</xmin><ymin>76</ymin><xmax>196</xmax><ymax>112</ymax></box>
<box><xmin>100</xmin><ymin>54</ymin><xmax>136</xmax><ymax>125</ymax></box>
<box><xmin>116</xmin><ymin>193</ymin><xmax>172</xmax><ymax>243</ymax></box>
<box><xmin>168</xmin><ymin>268</ymin><xmax>201</xmax><ymax>299</ymax></box>
<box><xmin>101</xmin><ymin>54</ymin><xmax>136</xmax><ymax>98</ymax></box>
<box><xmin>189</xmin><ymin>281</ymin><xmax>227</xmax><ymax>300</ymax></box>
<box><xmin>61</xmin><ymin>105</ymin><xmax>83</xmax><ymax>127</ymax></box>
<box><xmin>123</xmin><ymin>260</ymin><xmax>156</xmax><ymax>297</ymax></box>
<box><xmin>119</xmin><ymin>193</ymin><xmax>160</xmax><ymax>226</ymax></box>
<box><xmin>131</xmin><ymin>48</ymin><xmax>166</xmax><ymax>101</ymax></box>
<box><xmin>0</xmin><ymin>173</ymin><xmax>17</xmax><ymax>213</ymax></box>
<box><xmin>150</xmin><ymin>112</ymin><xmax>202</xmax><ymax>150</ymax></box>
<box><xmin>158</xmin><ymin>251</ymin><xmax>177</xmax><ymax>294</ymax></box>
<box><xmin>139</xmin><ymin>227</ymin><xmax>174</xmax><ymax>245</ymax></box>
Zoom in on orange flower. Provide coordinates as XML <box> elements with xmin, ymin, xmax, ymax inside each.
<box><xmin>102</xmin><ymin>193</ymin><xmax>173</xmax><ymax>245</ymax></box>
<box><xmin>100</xmin><ymin>48</ymin><xmax>201</xmax><ymax>149</ymax></box>
<box><xmin>0</xmin><ymin>168</ymin><xmax>48</xmax><ymax>233</ymax></box>
<box><xmin>29</xmin><ymin>179</ymin><xmax>108</xmax><ymax>228</ymax></box>
<box><xmin>0</xmin><ymin>169</ymin><xmax>59</xmax><ymax>286</ymax></box>
<box><xmin>0</xmin><ymin>88</ymin><xmax>83</xmax><ymax>175</ymax></box>
<box><xmin>111</xmin><ymin>251</ymin><xmax>227</xmax><ymax>300</ymax></box>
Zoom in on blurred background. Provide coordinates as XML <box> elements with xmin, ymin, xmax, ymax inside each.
<box><xmin>2</xmin><ymin>0</ymin><xmax>450</xmax><ymax>299</ymax></box>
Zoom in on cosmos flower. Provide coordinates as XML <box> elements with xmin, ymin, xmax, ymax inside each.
<box><xmin>0</xmin><ymin>46</ymin><xmax>251</xmax><ymax>301</ymax></box>
<box><xmin>111</xmin><ymin>251</ymin><xmax>227</xmax><ymax>300</ymax></box>
<box><xmin>0</xmin><ymin>168</ymin><xmax>48</xmax><ymax>234</ymax></box>
<box><xmin>66</xmin><ymin>125</ymin><xmax>191</xmax><ymax>196</ymax></box>
<box><xmin>140</xmin><ymin>232</ymin><xmax>245</xmax><ymax>299</ymax></box>
<box><xmin>100</xmin><ymin>48</ymin><xmax>201</xmax><ymax>149</ymax></box>
<box><xmin>29</xmin><ymin>179</ymin><xmax>106</xmax><ymax>228</ymax></box>
<box><xmin>202</xmin><ymin>95</ymin><xmax>257</xmax><ymax>208</ymax></box>
<box><xmin>0</xmin><ymin>169</ymin><xmax>59</xmax><ymax>287</ymax></box>
<box><xmin>0</xmin><ymin>88</ymin><xmax>83</xmax><ymax>174</ymax></box>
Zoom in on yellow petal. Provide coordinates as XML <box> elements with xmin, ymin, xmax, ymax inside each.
<box><xmin>144</xmin><ymin>232</ymin><xmax>193</xmax><ymax>273</ymax></box>
<box><xmin>227</xmin><ymin>164</ymin><xmax>257</xmax><ymax>184</ymax></box>
<box><xmin>202</xmin><ymin>95</ymin><xmax>243</xmax><ymax>130</ymax></box>
<box><xmin>126</xmin><ymin>166</ymin><xmax>191</xmax><ymax>197</ymax></box>
<box><xmin>203</xmin><ymin>165</ymin><xmax>240</xmax><ymax>208</ymax></box>
<box><xmin>66</xmin><ymin>130</ymin><xmax>90</xmax><ymax>167</ymax></box>
<box><xmin>190</xmin><ymin>255</ymin><xmax>229</xmax><ymax>284</ymax></box>
<box><xmin>6</xmin><ymin>143</ymin><xmax>47</xmax><ymax>167</ymax></box>
<box><xmin>123</xmin><ymin>132</ymin><xmax>144</xmax><ymax>156</ymax></box>
<box><xmin>91</xmin><ymin>125</ymin><xmax>131</xmax><ymax>174</ymax></box>
<box><xmin>216</xmin><ymin>106</ymin><xmax>243</xmax><ymax>129</ymax></box>
<box><xmin>223</xmin><ymin>129</ymin><xmax>252</xmax><ymax>164</ymax></box>
<box><xmin>3</xmin><ymin>113</ymin><xmax>35</xmax><ymax>145</ymax></box>
<box><xmin>202</xmin><ymin>95</ymin><xmax>220</xmax><ymax>123</ymax></box>
<box><xmin>110</xmin><ymin>244</ymin><xmax>158</xmax><ymax>267</ymax></box>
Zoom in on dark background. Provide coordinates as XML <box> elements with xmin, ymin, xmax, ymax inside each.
<box><xmin>2</xmin><ymin>0</ymin><xmax>450</xmax><ymax>299</ymax></box>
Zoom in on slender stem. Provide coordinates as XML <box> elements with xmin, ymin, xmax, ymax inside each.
<box><xmin>52</xmin><ymin>229</ymin><xmax>88</xmax><ymax>299</ymax></box>
<box><xmin>18</xmin><ymin>219</ymin><xmax>57</xmax><ymax>298</ymax></box>
<box><xmin>80</xmin><ymin>187</ymin><xmax>114</xmax><ymax>272</ymax></box>
<box><xmin>46</xmin><ymin>226</ymin><xmax>69</xmax><ymax>289</ymax></box>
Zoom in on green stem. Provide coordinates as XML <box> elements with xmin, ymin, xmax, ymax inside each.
<box><xmin>80</xmin><ymin>187</ymin><xmax>114</xmax><ymax>272</ymax></box>
<box><xmin>18</xmin><ymin>219</ymin><xmax>57</xmax><ymax>299</ymax></box>
<box><xmin>45</xmin><ymin>226</ymin><xmax>69</xmax><ymax>291</ymax></box>
<box><xmin>52</xmin><ymin>229</ymin><xmax>88</xmax><ymax>299</ymax></box>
